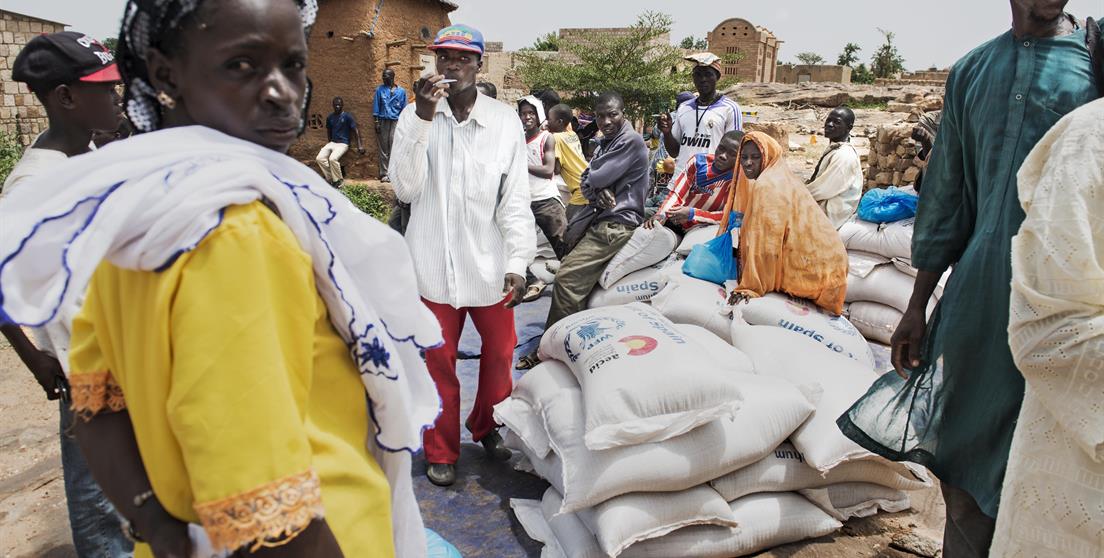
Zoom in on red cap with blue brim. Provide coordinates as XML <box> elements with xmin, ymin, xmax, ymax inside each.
<box><xmin>428</xmin><ymin>24</ymin><xmax>484</xmax><ymax>55</ymax></box>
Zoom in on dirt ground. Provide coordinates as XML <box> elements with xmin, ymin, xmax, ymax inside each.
<box><xmin>0</xmin><ymin>337</ymin><xmax>76</xmax><ymax>558</ymax></box>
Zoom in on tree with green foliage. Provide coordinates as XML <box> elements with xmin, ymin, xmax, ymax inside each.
<box><xmin>0</xmin><ymin>131</ymin><xmax>23</xmax><ymax>187</ymax></box>
<box><xmin>871</xmin><ymin>28</ymin><xmax>906</xmax><ymax>78</ymax></box>
<box><xmin>679</xmin><ymin>36</ymin><xmax>708</xmax><ymax>50</ymax></box>
<box><xmin>851</xmin><ymin>63</ymin><xmax>876</xmax><ymax>84</ymax></box>
<box><xmin>102</xmin><ymin>37</ymin><xmax>118</xmax><ymax>53</ymax></box>
<box><xmin>837</xmin><ymin>42</ymin><xmax>861</xmax><ymax>67</ymax></box>
<box><xmin>517</xmin><ymin>11</ymin><xmax>687</xmax><ymax>121</ymax></box>
<box><xmin>795</xmin><ymin>52</ymin><xmax>825</xmax><ymax>65</ymax></box>
<box><xmin>528</xmin><ymin>32</ymin><xmax>560</xmax><ymax>52</ymax></box>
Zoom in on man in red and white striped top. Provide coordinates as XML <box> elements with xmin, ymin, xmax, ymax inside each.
<box><xmin>645</xmin><ymin>130</ymin><xmax>743</xmax><ymax>230</ymax></box>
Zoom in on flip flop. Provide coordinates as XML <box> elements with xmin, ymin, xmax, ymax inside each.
<box><xmin>521</xmin><ymin>281</ymin><xmax>546</xmax><ymax>303</ymax></box>
<box><xmin>515</xmin><ymin>353</ymin><xmax>541</xmax><ymax>371</ymax></box>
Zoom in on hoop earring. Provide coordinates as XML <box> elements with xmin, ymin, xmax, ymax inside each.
<box><xmin>156</xmin><ymin>91</ymin><xmax>177</xmax><ymax>110</ymax></box>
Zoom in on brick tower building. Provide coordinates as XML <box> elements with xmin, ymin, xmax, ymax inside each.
<box><xmin>706</xmin><ymin>18</ymin><xmax>781</xmax><ymax>83</ymax></box>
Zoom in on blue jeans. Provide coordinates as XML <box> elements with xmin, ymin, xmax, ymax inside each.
<box><xmin>59</xmin><ymin>402</ymin><xmax>134</xmax><ymax>557</ymax></box>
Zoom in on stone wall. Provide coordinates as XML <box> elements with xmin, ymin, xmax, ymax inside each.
<box><xmin>0</xmin><ymin>10</ymin><xmax>67</xmax><ymax>146</ymax></box>
<box><xmin>288</xmin><ymin>0</ymin><xmax>453</xmax><ymax>179</ymax></box>
<box><xmin>864</xmin><ymin>124</ymin><xmax>920</xmax><ymax>190</ymax></box>
<box><xmin>775</xmin><ymin>64</ymin><xmax>851</xmax><ymax>85</ymax></box>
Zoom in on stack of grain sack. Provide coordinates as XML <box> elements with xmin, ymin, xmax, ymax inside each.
<box><xmin>497</xmin><ymin>225</ymin><xmax>933</xmax><ymax>557</ymax></box>
<box><xmin>837</xmin><ymin>193</ymin><xmax>950</xmax><ymax>345</ymax></box>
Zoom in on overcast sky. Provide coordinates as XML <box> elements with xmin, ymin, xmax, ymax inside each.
<box><xmin>6</xmin><ymin>0</ymin><xmax>1103</xmax><ymax>70</ymax></box>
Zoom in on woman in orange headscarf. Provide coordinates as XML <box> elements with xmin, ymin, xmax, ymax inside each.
<box><xmin>718</xmin><ymin>131</ymin><xmax>848</xmax><ymax>314</ymax></box>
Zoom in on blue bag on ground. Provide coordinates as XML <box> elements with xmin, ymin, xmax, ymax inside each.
<box><xmin>857</xmin><ymin>186</ymin><xmax>919</xmax><ymax>223</ymax></box>
<box><xmin>427</xmin><ymin>528</ymin><xmax>462</xmax><ymax>557</ymax></box>
<box><xmin>683</xmin><ymin>212</ymin><xmax>742</xmax><ymax>285</ymax></box>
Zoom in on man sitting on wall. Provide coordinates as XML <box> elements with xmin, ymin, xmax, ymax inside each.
<box><xmin>315</xmin><ymin>96</ymin><xmax>364</xmax><ymax>188</ymax></box>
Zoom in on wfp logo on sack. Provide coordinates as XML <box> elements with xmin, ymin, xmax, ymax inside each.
<box><xmin>564</xmin><ymin>317</ymin><xmax>625</xmax><ymax>363</ymax></box>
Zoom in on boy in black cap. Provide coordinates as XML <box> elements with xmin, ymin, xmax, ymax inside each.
<box><xmin>2</xmin><ymin>31</ymin><xmax>123</xmax><ymax>196</ymax></box>
<box><xmin>0</xmin><ymin>31</ymin><xmax>132</xmax><ymax>558</ymax></box>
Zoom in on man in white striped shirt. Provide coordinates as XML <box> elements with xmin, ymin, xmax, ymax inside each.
<box><xmin>390</xmin><ymin>24</ymin><xmax>535</xmax><ymax>487</ymax></box>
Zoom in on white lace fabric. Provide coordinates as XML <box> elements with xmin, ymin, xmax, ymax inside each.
<box><xmin>992</xmin><ymin>98</ymin><xmax>1104</xmax><ymax>558</ymax></box>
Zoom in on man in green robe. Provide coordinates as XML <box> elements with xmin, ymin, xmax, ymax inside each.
<box><xmin>839</xmin><ymin>2</ymin><xmax>1100</xmax><ymax>556</ymax></box>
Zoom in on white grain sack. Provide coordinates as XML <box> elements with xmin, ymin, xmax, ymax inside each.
<box><xmin>650</xmin><ymin>270</ymin><xmax>732</xmax><ymax>339</ymax></box>
<box><xmin>619</xmin><ymin>492</ymin><xmax>843</xmax><ymax>558</ymax></box>
<box><xmin>510</xmin><ymin>494</ymin><xmax>604</xmax><ymax>558</ymax></box>
<box><xmin>730</xmin><ymin>321</ymin><xmax>879</xmax><ymax>471</ymax></box>
<box><xmin>540</xmin><ymin>303</ymin><xmax>747</xmax><ymax>450</ymax></box>
<box><xmin>529</xmin><ymin>258</ymin><xmax>558</xmax><ymax>285</ymax></box>
<box><xmin>847</xmin><ymin>301</ymin><xmax>903</xmax><ymax>345</ymax></box>
<box><xmin>516</xmin><ymin>490</ymin><xmax>842</xmax><ymax>558</ymax></box>
<box><xmin>577</xmin><ymin>486</ymin><xmax>738</xmax><ymax>558</ymax></box>
<box><xmin>735</xmin><ymin>293</ymin><xmax>875</xmax><ymax>367</ymax></box>
<box><xmin>848</xmin><ymin>250</ymin><xmax>890</xmax><ymax>278</ymax></box>
<box><xmin>510</xmin><ymin>360</ymin><xmax>579</xmax><ymax>411</ymax></box>
<box><xmin>838</xmin><ymin>217</ymin><xmax>914</xmax><ymax>260</ymax></box>
<box><xmin>675</xmin><ymin>224</ymin><xmax>719</xmax><ymax>256</ymax></box>
<box><xmin>844</xmin><ymin>264</ymin><xmax>919</xmax><ymax>313</ymax></box>
<box><xmin>799</xmin><ymin>482</ymin><xmax>912</xmax><ymax>521</ymax></box>
<box><xmin>600</xmin><ymin>225</ymin><xmax>678</xmax><ymax>288</ymax></box>
<box><xmin>494</xmin><ymin>396</ymin><xmax>552</xmax><ymax>459</ymax></box>
<box><xmin>709</xmin><ymin>442</ymin><xmax>932</xmax><ymax>502</ymax></box>
<box><xmin>513</xmin><ymin>375</ymin><xmax>813</xmax><ymax>513</ymax></box>
<box><xmin>587</xmin><ymin>266</ymin><xmax>668</xmax><ymax>308</ymax></box>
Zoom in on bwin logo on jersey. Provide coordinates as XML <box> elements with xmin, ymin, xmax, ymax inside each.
<box><xmin>680</xmin><ymin>135</ymin><xmax>712</xmax><ymax>148</ymax></box>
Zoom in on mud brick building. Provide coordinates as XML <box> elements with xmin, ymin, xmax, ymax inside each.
<box><xmin>776</xmin><ymin>64</ymin><xmax>852</xmax><ymax>85</ymax></box>
<box><xmin>706</xmin><ymin>18</ymin><xmax>781</xmax><ymax>83</ymax></box>
<box><xmin>290</xmin><ymin>0</ymin><xmax>456</xmax><ymax>179</ymax></box>
<box><xmin>0</xmin><ymin>10</ymin><xmax>67</xmax><ymax>146</ymax></box>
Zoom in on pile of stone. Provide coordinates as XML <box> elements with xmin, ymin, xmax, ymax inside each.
<box><xmin>864</xmin><ymin>124</ymin><xmax>921</xmax><ymax>190</ymax></box>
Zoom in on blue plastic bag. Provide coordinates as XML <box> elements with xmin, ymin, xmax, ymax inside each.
<box><xmin>857</xmin><ymin>187</ymin><xmax>919</xmax><ymax>223</ymax></box>
<box><xmin>426</xmin><ymin>528</ymin><xmax>462</xmax><ymax>558</ymax></box>
<box><xmin>682</xmin><ymin>212</ymin><xmax>742</xmax><ymax>286</ymax></box>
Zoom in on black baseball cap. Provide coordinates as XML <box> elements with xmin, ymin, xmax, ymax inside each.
<box><xmin>12</xmin><ymin>31</ymin><xmax>121</xmax><ymax>92</ymax></box>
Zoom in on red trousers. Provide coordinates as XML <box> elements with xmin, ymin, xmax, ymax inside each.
<box><xmin>421</xmin><ymin>298</ymin><xmax>517</xmax><ymax>464</ymax></box>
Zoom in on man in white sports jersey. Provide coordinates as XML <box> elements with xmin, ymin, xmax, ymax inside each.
<box><xmin>657</xmin><ymin>52</ymin><xmax>743</xmax><ymax>177</ymax></box>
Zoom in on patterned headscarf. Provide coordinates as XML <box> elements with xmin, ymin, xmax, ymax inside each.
<box><xmin>116</xmin><ymin>0</ymin><xmax>318</xmax><ymax>133</ymax></box>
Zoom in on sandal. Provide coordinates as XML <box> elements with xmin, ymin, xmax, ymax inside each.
<box><xmin>521</xmin><ymin>281</ymin><xmax>547</xmax><ymax>303</ymax></box>
<box><xmin>515</xmin><ymin>353</ymin><xmax>541</xmax><ymax>371</ymax></box>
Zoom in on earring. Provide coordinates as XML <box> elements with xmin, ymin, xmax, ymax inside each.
<box><xmin>156</xmin><ymin>91</ymin><xmax>176</xmax><ymax>109</ymax></box>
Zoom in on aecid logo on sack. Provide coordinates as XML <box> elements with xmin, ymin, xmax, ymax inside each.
<box><xmin>563</xmin><ymin>317</ymin><xmax>625</xmax><ymax>363</ymax></box>
<box><xmin>619</xmin><ymin>336</ymin><xmax>658</xmax><ymax>356</ymax></box>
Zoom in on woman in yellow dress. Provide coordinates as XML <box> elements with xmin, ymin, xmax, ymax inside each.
<box><xmin>0</xmin><ymin>1</ymin><xmax>443</xmax><ymax>556</ymax></box>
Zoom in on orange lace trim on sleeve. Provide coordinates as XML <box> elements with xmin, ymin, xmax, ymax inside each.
<box><xmin>193</xmin><ymin>469</ymin><xmax>325</xmax><ymax>553</ymax></box>
<box><xmin>69</xmin><ymin>371</ymin><xmax>126</xmax><ymax>420</ymax></box>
